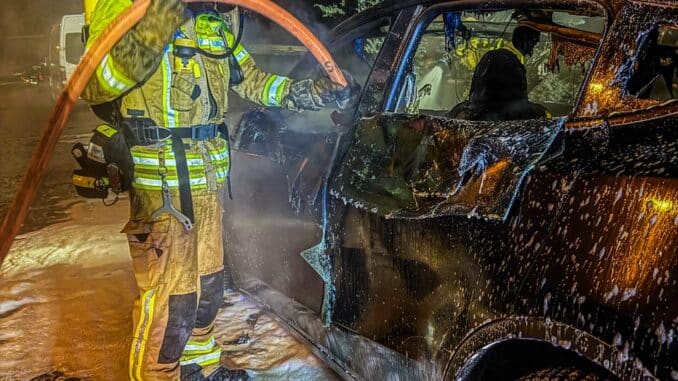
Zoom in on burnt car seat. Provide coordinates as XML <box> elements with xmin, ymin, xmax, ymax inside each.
<box><xmin>449</xmin><ymin>48</ymin><xmax>549</xmax><ymax>121</ymax></box>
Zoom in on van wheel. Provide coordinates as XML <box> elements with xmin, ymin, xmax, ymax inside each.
<box><xmin>517</xmin><ymin>367</ymin><xmax>614</xmax><ymax>381</ymax></box>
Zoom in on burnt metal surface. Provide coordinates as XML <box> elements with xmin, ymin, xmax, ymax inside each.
<box><xmin>224</xmin><ymin>0</ymin><xmax>678</xmax><ymax>380</ymax></box>
<box><xmin>331</xmin><ymin>114</ymin><xmax>562</xmax><ymax>220</ymax></box>
<box><xmin>239</xmin><ymin>277</ymin><xmax>436</xmax><ymax>380</ymax></box>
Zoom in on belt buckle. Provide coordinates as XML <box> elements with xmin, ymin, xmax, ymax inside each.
<box><xmin>191</xmin><ymin>125</ymin><xmax>216</xmax><ymax>141</ymax></box>
<box><xmin>141</xmin><ymin>126</ymin><xmax>171</xmax><ymax>145</ymax></box>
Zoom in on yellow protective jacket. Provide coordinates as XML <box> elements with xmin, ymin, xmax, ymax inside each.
<box><xmin>82</xmin><ymin>0</ymin><xmax>292</xmax><ymax>192</ymax></box>
<box><xmin>455</xmin><ymin>37</ymin><xmax>525</xmax><ymax>71</ymax></box>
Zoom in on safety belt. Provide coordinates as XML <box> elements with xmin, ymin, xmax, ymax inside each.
<box><xmin>170</xmin><ymin>134</ymin><xmax>196</xmax><ymax>225</ymax></box>
<box><xmin>169</xmin><ymin>124</ymin><xmax>231</xmax><ymax>226</ymax></box>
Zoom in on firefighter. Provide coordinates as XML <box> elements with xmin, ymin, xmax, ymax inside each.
<box><xmin>80</xmin><ymin>1</ymin><xmax>356</xmax><ymax>380</ymax></box>
<box><xmin>449</xmin><ymin>26</ymin><xmax>548</xmax><ymax>121</ymax></box>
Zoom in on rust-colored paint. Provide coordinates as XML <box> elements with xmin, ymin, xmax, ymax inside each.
<box><xmin>0</xmin><ymin>0</ymin><xmax>346</xmax><ymax>268</ymax></box>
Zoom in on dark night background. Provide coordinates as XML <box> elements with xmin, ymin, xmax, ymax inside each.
<box><xmin>0</xmin><ymin>0</ymin><xmax>363</xmax><ymax>76</ymax></box>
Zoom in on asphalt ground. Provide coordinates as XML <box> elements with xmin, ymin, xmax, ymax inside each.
<box><xmin>1</xmin><ymin>201</ymin><xmax>338</xmax><ymax>380</ymax></box>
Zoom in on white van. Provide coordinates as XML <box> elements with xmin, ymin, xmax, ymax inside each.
<box><xmin>48</xmin><ymin>14</ymin><xmax>85</xmax><ymax>99</ymax></box>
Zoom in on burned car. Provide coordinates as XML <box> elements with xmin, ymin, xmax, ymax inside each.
<box><xmin>223</xmin><ymin>0</ymin><xmax>677</xmax><ymax>380</ymax></box>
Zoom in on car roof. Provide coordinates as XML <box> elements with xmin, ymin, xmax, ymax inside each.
<box><xmin>334</xmin><ymin>0</ymin><xmax>620</xmax><ymax>35</ymax></box>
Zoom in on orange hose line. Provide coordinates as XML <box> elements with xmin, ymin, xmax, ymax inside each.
<box><xmin>0</xmin><ymin>0</ymin><xmax>346</xmax><ymax>268</ymax></box>
<box><xmin>184</xmin><ymin>0</ymin><xmax>348</xmax><ymax>87</ymax></box>
<box><xmin>0</xmin><ymin>0</ymin><xmax>151</xmax><ymax>266</ymax></box>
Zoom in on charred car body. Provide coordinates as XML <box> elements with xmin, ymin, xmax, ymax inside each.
<box><xmin>224</xmin><ymin>1</ymin><xmax>677</xmax><ymax>380</ymax></box>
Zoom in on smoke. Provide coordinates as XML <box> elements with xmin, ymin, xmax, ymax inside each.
<box><xmin>0</xmin><ymin>0</ymin><xmax>345</xmax><ymax>281</ymax></box>
<box><xmin>0</xmin><ymin>0</ymin><xmax>82</xmax><ymax>76</ymax></box>
<box><xmin>221</xmin><ymin>2</ymin><xmax>383</xmax><ymax>302</ymax></box>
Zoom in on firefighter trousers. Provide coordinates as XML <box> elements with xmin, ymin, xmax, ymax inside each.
<box><xmin>123</xmin><ymin>188</ymin><xmax>226</xmax><ymax>381</ymax></box>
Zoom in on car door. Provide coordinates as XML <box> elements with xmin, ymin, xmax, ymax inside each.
<box><xmin>224</xmin><ymin>9</ymin><xmax>398</xmax><ymax>317</ymax></box>
<box><xmin>327</xmin><ymin>0</ymin><xmax>613</xmax><ymax>375</ymax></box>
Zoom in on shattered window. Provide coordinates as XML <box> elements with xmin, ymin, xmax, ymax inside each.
<box><xmin>399</xmin><ymin>9</ymin><xmax>605</xmax><ymax>120</ymax></box>
<box><xmin>279</xmin><ymin>18</ymin><xmax>391</xmax><ymax>134</ymax></box>
<box><xmin>626</xmin><ymin>24</ymin><xmax>678</xmax><ymax>102</ymax></box>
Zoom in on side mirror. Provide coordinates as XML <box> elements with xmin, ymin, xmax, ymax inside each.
<box><xmin>658</xmin><ymin>25</ymin><xmax>678</xmax><ymax>47</ymax></box>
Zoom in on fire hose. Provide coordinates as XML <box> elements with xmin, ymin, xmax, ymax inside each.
<box><xmin>0</xmin><ymin>0</ymin><xmax>347</xmax><ymax>268</ymax></box>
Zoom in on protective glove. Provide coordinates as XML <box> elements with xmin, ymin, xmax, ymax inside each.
<box><xmin>284</xmin><ymin>70</ymin><xmax>361</xmax><ymax>112</ymax></box>
<box><xmin>110</xmin><ymin>0</ymin><xmax>187</xmax><ymax>82</ymax></box>
<box><xmin>328</xmin><ymin>70</ymin><xmax>361</xmax><ymax>110</ymax></box>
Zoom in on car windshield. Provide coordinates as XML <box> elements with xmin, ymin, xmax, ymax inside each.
<box><xmin>401</xmin><ymin>9</ymin><xmax>605</xmax><ymax>120</ymax></box>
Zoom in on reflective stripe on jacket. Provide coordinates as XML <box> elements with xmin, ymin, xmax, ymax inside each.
<box><xmin>81</xmin><ymin>1</ymin><xmax>292</xmax><ymax>191</ymax></box>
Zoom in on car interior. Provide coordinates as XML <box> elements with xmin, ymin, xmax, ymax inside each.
<box><xmin>398</xmin><ymin>8</ymin><xmax>606</xmax><ymax>120</ymax></box>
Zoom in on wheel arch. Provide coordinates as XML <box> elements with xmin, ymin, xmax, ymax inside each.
<box><xmin>444</xmin><ymin>317</ymin><xmax>654</xmax><ymax>381</ymax></box>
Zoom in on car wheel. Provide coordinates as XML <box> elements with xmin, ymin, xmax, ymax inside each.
<box><xmin>517</xmin><ymin>366</ymin><xmax>615</xmax><ymax>381</ymax></box>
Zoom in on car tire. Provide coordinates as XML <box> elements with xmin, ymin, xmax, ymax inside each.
<box><xmin>517</xmin><ymin>366</ymin><xmax>614</xmax><ymax>381</ymax></box>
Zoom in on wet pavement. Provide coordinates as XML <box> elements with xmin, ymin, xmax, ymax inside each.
<box><xmin>0</xmin><ymin>83</ymin><xmax>95</xmax><ymax>233</ymax></box>
<box><xmin>0</xmin><ymin>199</ymin><xmax>339</xmax><ymax>381</ymax></box>
<box><xmin>0</xmin><ymin>84</ymin><xmax>339</xmax><ymax>380</ymax></box>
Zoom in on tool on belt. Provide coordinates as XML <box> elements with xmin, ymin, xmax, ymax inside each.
<box><xmin>153</xmin><ymin>148</ymin><xmax>195</xmax><ymax>231</ymax></box>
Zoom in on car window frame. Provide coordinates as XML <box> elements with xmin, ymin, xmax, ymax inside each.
<box><xmin>383</xmin><ymin>0</ymin><xmax>612</xmax><ymax>118</ymax></box>
<box><xmin>355</xmin><ymin>6</ymin><xmax>425</xmax><ymax>119</ymax></box>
